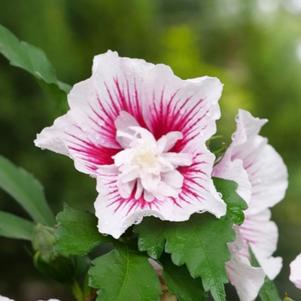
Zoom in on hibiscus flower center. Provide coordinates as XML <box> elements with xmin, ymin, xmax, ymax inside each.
<box><xmin>133</xmin><ymin>148</ymin><xmax>158</xmax><ymax>169</ymax></box>
<box><xmin>113</xmin><ymin>115</ymin><xmax>193</xmax><ymax>203</ymax></box>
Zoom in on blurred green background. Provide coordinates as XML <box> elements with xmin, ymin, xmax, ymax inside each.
<box><xmin>0</xmin><ymin>0</ymin><xmax>301</xmax><ymax>300</ymax></box>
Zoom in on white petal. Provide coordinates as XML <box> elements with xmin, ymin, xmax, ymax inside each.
<box><xmin>162</xmin><ymin>152</ymin><xmax>193</xmax><ymax>167</ymax></box>
<box><xmin>240</xmin><ymin>209</ymin><xmax>282</xmax><ymax>280</ymax></box>
<box><xmin>229</xmin><ymin>109</ymin><xmax>288</xmax><ymax>214</ymax></box>
<box><xmin>157</xmin><ymin>131</ymin><xmax>183</xmax><ymax>152</ymax></box>
<box><xmin>67</xmin><ymin>77</ymin><xmax>119</xmax><ymax>149</ymax></box>
<box><xmin>143</xmin><ymin>190</ymin><xmax>156</xmax><ymax>203</ymax></box>
<box><xmin>142</xmin><ymin>64</ymin><xmax>222</xmax><ymax>152</ymax></box>
<box><xmin>135</xmin><ymin>180</ymin><xmax>143</xmax><ymax>199</ymax></box>
<box><xmin>226</xmin><ymin>253</ymin><xmax>265</xmax><ymax>301</ymax></box>
<box><xmin>117</xmin><ymin>180</ymin><xmax>135</xmax><ymax>199</ymax></box>
<box><xmin>113</xmin><ymin>148</ymin><xmax>133</xmax><ymax>167</ymax></box>
<box><xmin>162</xmin><ymin>170</ymin><xmax>184</xmax><ymax>189</ymax></box>
<box><xmin>118</xmin><ymin>166</ymin><xmax>139</xmax><ymax>183</ymax></box>
<box><xmin>290</xmin><ymin>254</ymin><xmax>301</xmax><ymax>289</ymax></box>
<box><xmin>233</xmin><ymin>109</ymin><xmax>267</xmax><ymax>145</ymax></box>
<box><xmin>115</xmin><ymin>111</ymin><xmax>139</xmax><ymax>148</ymax></box>
<box><xmin>34</xmin><ymin>112</ymin><xmax>73</xmax><ymax>156</ymax></box>
<box><xmin>156</xmin><ymin>181</ymin><xmax>179</xmax><ymax>198</ymax></box>
<box><xmin>0</xmin><ymin>296</ymin><xmax>14</xmax><ymax>301</ymax></box>
<box><xmin>35</xmin><ymin>110</ymin><xmax>117</xmax><ymax>175</ymax></box>
<box><xmin>213</xmin><ymin>156</ymin><xmax>252</xmax><ymax>205</ymax></box>
<box><xmin>246</xmin><ymin>143</ymin><xmax>288</xmax><ymax>215</ymax></box>
<box><xmin>226</xmin><ymin>229</ymin><xmax>265</xmax><ymax>301</ymax></box>
<box><xmin>140</xmin><ymin>173</ymin><xmax>160</xmax><ymax>193</ymax></box>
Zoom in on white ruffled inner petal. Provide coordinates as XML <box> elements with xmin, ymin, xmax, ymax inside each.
<box><xmin>112</xmin><ymin>112</ymin><xmax>193</xmax><ymax>201</ymax></box>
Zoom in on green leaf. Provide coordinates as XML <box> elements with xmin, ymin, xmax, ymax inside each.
<box><xmin>0</xmin><ymin>155</ymin><xmax>55</xmax><ymax>226</ymax></box>
<box><xmin>89</xmin><ymin>245</ymin><xmax>161</xmax><ymax>301</ymax></box>
<box><xmin>165</xmin><ymin>216</ymin><xmax>234</xmax><ymax>301</ymax></box>
<box><xmin>0</xmin><ymin>24</ymin><xmax>70</xmax><ymax>93</ymax></box>
<box><xmin>213</xmin><ymin>177</ymin><xmax>248</xmax><ymax>224</ymax></box>
<box><xmin>55</xmin><ymin>205</ymin><xmax>107</xmax><ymax>256</ymax></box>
<box><xmin>162</xmin><ymin>256</ymin><xmax>206</xmax><ymax>301</ymax></box>
<box><xmin>134</xmin><ymin>218</ymin><xmax>166</xmax><ymax>259</ymax></box>
<box><xmin>135</xmin><ymin>215</ymin><xmax>235</xmax><ymax>301</ymax></box>
<box><xmin>0</xmin><ymin>210</ymin><xmax>34</xmax><ymax>240</ymax></box>
<box><xmin>258</xmin><ymin>277</ymin><xmax>281</xmax><ymax>301</ymax></box>
<box><xmin>33</xmin><ymin>251</ymin><xmax>75</xmax><ymax>283</ymax></box>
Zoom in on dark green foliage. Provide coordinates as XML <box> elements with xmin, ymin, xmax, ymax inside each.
<box><xmin>162</xmin><ymin>256</ymin><xmax>206</xmax><ymax>301</ymax></box>
<box><xmin>0</xmin><ymin>210</ymin><xmax>34</xmax><ymax>240</ymax></box>
<box><xmin>0</xmin><ymin>155</ymin><xmax>55</xmax><ymax>226</ymax></box>
<box><xmin>89</xmin><ymin>245</ymin><xmax>161</xmax><ymax>301</ymax></box>
<box><xmin>55</xmin><ymin>205</ymin><xmax>108</xmax><ymax>256</ymax></box>
<box><xmin>258</xmin><ymin>277</ymin><xmax>282</xmax><ymax>301</ymax></box>
<box><xmin>0</xmin><ymin>24</ymin><xmax>70</xmax><ymax>92</ymax></box>
<box><xmin>135</xmin><ymin>215</ymin><xmax>235</xmax><ymax>301</ymax></box>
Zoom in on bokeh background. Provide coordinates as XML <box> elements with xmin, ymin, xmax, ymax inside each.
<box><xmin>0</xmin><ymin>0</ymin><xmax>301</xmax><ymax>300</ymax></box>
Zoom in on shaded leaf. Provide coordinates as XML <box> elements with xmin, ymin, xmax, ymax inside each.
<box><xmin>0</xmin><ymin>155</ymin><xmax>55</xmax><ymax>226</ymax></box>
<box><xmin>33</xmin><ymin>251</ymin><xmax>75</xmax><ymax>283</ymax></box>
<box><xmin>89</xmin><ymin>245</ymin><xmax>161</xmax><ymax>301</ymax></box>
<box><xmin>213</xmin><ymin>177</ymin><xmax>248</xmax><ymax>224</ymax></box>
<box><xmin>0</xmin><ymin>210</ymin><xmax>34</xmax><ymax>240</ymax></box>
<box><xmin>134</xmin><ymin>218</ymin><xmax>166</xmax><ymax>259</ymax></box>
<box><xmin>135</xmin><ymin>215</ymin><xmax>235</xmax><ymax>301</ymax></box>
<box><xmin>258</xmin><ymin>277</ymin><xmax>281</xmax><ymax>301</ymax></box>
<box><xmin>55</xmin><ymin>205</ymin><xmax>107</xmax><ymax>256</ymax></box>
<box><xmin>0</xmin><ymin>24</ymin><xmax>70</xmax><ymax>93</ymax></box>
<box><xmin>162</xmin><ymin>256</ymin><xmax>206</xmax><ymax>301</ymax></box>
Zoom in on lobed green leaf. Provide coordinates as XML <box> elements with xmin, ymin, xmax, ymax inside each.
<box><xmin>0</xmin><ymin>155</ymin><xmax>55</xmax><ymax>226</ymax></box>
<box><xmin>213</xmin><ymin>177</ymin><xmax>248</xmax><ymax>225</ymax></box>
<box><xmin>134</xmin><ymin>218</ymin><xmax>166</xmax><ymax>259</ymax></box>
<box><xmin>55</xmin><ymin>205</ymin><xmax>108</xmax><ymax>256</ymax></box>
<box><xmin>0</xmin><ymin>24</ymin><xmax>70</xmax><ymax>93</ymax></box>
<box><xmin>162</xmin><ymin>256</ymin><xmax>206</xmax><ymax>301</ymax></box>
<box><xmin>89</xmin><ymin>245</ymin><xmax>161</xmax><ymax>301</ymax></box>
<box><xmin>135</xmin><ymin>215</ymin><xmax>235</xmax><ymax>301</ymax></box>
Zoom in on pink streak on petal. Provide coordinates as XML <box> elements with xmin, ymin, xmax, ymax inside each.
<box><xmin>148</xmin><ymin>88</ymin><xmax>206</xmax><ymax>152</ymax></box>
<box><xmin>65</xmin><ymin>131</ymin><xmax>118</xmax><ymax>171</ymax></box>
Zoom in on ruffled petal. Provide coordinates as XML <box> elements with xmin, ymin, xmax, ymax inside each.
<box><xmin>213</xmin><ymin>155</ymin><xmax>252</xmax><ymax>205</ymax></box>
<box><xmin>142</xmin><ymin>68</ymin><xmax>222</xmax><ymax>152</ymax></box>
<box><xmin>226</xmin><ymin>254</ymin><xmax>265</xmax><ymax>301</ymax></box>
<box><xmin>225</xmin><ymin>109</ymin><xmax>288</xmax><ymax>214</ymax></box>
<box><xmin>226</xmin><ymin>230</ymin><xmax>265</xmax><ymax>301</ymax></box>
<box><xmin>35</xmin><ymin>110</ymin><xmax>118</xmax><ymax>175</ymax></box>
<box><xmin>290</xmin><ymin>254</ymin><xmax>301</xmax><ymax>289</ymax></box>
<box><xmin>245</xmin><ymin>143</ymin><xmax>288</xmax><ymax>215</ymax></box>
<box><xmin>95</xmin><ymin>150</ymin><xmax>226</xmax><ymax>239</ymax></box>
<box><xmin>239</xmin><ymin>209</ymin><xmax>282</xmax><ymax>280</ymax></box>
